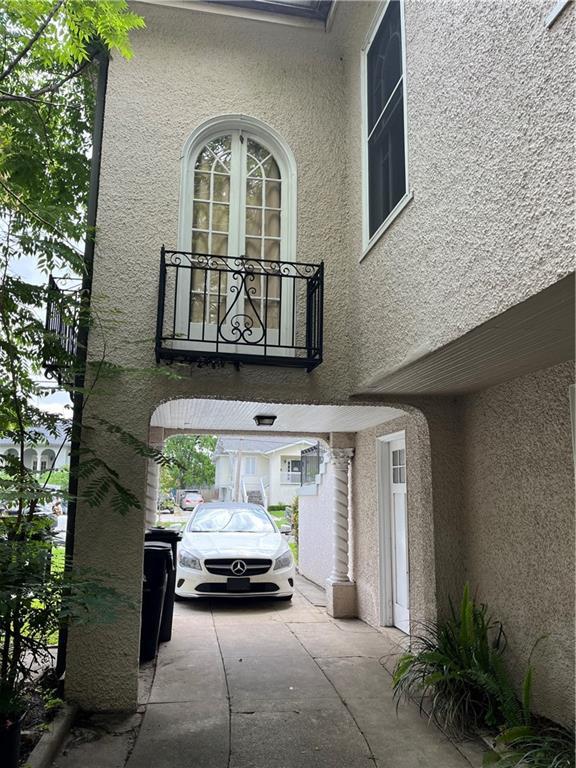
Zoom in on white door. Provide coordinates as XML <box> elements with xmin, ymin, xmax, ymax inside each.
<box><xmin>378</xmin><ymin>434</ymin><xmax>410</xmax><ymax>634</ymax></box>
<box><xmin>389</xmin><ymin>438</ymin><xmax>410</xmax><ymax>633</ymax></box>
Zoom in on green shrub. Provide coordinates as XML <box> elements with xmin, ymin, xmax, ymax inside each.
<box><xmin>485</xmin><ymin>723</ymin><xmax>575</xmax><ymax>767</ymax></box>
<box><xmin>291</xmin><ymin>496</ymin><xmax>299</xmax><ymax>543</ymax></box>
<box><xmin>393</xmin><ymin>584</ymin><xmax>521</xmax><ymax>735</ymax></box>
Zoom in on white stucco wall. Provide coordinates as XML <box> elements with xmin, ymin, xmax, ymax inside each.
<box><xmin>298</xmin><ymin>459</ymin><xmax>333</xmax><ymax>587</ymax></box>
<box><xmin>332</xmin><ymin>0</ymin><xmax>574</xmax><ymax>388</ymax></box>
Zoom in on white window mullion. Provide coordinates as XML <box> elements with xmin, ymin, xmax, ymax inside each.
<box><xmin>367</xmin><ymin>75</ymin><xmax>403</xmax><ymax>142</ymax></box>
<box><xmin>228</xmin><ymin>130</ymin><xmax>243</xmax><ymax>259</ymax></box>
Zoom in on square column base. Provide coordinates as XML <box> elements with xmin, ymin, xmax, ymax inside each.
<box><xmin>325</xmin><ymin>579</ymin><xmax>357</xmax><ymax>618</ymax></box>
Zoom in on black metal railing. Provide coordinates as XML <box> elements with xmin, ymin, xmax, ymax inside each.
<box><xmin>156</xmin><ymin>248</ymin><xmax>323</xmax><ymax>371</ymax></box>
<box><xmin>301</xmin><ymin>442</ymin><xmax>326</xmax><ymax>485</ymax></box>
<box><xmin>44</xmin><ymin>276</ymin><xmax>79</xmax><ymax>384</ymax></box>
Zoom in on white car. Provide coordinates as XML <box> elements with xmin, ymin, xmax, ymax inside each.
<box><xmin>175</xmin><ymin>502</ymin><xmax>295</xmax><ymax>600</ymax></box>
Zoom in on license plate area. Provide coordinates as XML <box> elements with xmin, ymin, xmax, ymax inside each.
<box><xmin>227</xmin><ymin>577</ymin><xmax>250</xmax><ymax>592</ymax></box>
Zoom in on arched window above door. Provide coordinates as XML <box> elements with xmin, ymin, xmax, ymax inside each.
<box><xmin>180</xmin><ymin>116</ymin><xmax>296</xmax><ymax>266</ymax></box>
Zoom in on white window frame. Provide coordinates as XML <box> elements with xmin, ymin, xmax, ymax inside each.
<box><xmin>179</xmin><ymin>114</ymin><xmax>297</xmax><ymax>264</ymax></box>
<box><xmin>243</xmin><ymin>456</ymin><xmax>257</xmax><ymax>475</ymax></box>
<box><xmin>360</xmin><ymin>0</ymin><xmax>412</xmax><ymax>261</ymax></box>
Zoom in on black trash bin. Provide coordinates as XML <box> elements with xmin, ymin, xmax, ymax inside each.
<box><xmin>144</xmin><ymin>528</ymin><xmax>181</xmax><ymax>642</ymax></box>
<box><xmin>140</xmin><ymin>542</ymin><xmax>171</xmax><ymax>663</ymax></box>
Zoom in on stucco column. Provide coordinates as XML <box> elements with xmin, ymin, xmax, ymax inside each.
<box><xmin>325</xmin><ymin>447</ymin><xmax>357</xmax><ymax>618</ymax></box>
<box><xmin>145</xmin><ymin>427</ymin><xmax>164</xmax><ymax>528</ymax></box>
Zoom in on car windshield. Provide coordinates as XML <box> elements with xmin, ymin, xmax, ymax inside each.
<box><xmin>188</xmin><ymin>506</ymin><xmax>275</xmax><ymax>533</ymax></box>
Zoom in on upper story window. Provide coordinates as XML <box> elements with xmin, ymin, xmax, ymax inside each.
<box><xmin>363</xmin><ymin>0</ymin><xmax>410</xmax><ymax>250</ymax></box>
<box><xmin>189</xmin><ymin>131</ymin><xmax>284</xmax><ymax>328</ymax></box>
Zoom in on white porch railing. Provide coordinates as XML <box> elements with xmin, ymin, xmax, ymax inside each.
<box><xmin>259</xmin><ymin>478</ymin><xmax>269</xmax><ymax>510</ymax></box>
<box><xmin>280</xmin><ymin>471</ymin><xmax>302</xmax><ymax>484</ymax></box>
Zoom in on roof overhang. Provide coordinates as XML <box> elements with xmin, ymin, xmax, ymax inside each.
<box><xmin>136</xmin><ymin>0</ymin><xmax>335</xmax><ymax>29</ymax></box>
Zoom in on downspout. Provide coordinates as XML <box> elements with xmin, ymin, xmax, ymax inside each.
<box><xmin>56</xmin><ymin>49</ymin><xmax>109</xmax><ymax>678</ymax></box>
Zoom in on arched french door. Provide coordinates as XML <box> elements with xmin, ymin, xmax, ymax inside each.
<box><xmin>174</xmin><ymin>128</ymin><xmax>293</xmax><ymax>356</ymax></box>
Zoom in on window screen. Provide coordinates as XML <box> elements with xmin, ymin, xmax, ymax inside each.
<box><xmin>366</xmin><ymin>0</ymin><xmax>407</xmax><ymax>238</ymax></box>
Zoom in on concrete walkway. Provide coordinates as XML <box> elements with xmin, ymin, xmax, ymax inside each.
<box><xmin>55</xmin><ymin>578</ymin><xmax>483</xmax><ymax>768</ymax></box>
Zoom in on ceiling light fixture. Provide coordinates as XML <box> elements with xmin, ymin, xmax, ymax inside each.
<box><xmin>253</xmin><ymin>414</ymin><xmax>277</xmax><ymax>427</ymax></box>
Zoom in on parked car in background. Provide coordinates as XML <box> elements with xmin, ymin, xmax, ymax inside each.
<box><xmin>180</xmin><ymin>490</ymin><xmax>204</xmax><ymax>510</ymax></box>
<box><xmin>175</xmin><ymin>502</ymin><xmax>295</xmax><ymax>600</ymax></box>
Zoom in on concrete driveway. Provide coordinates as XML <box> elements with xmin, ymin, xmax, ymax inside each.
<box><xmin>130</xmin><ymin>577</ymin><xmax>480</xmax><ymax>768</ymax></box>
<box><xmin>54</xmin><ymin>577</ymin><xmax>482</xmax><ymax>768</ymax></box>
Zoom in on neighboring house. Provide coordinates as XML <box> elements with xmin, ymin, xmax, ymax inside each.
<box><xmin>213</xmin><ymin>436</ymin><xmax>314</xmax><ymax>506</ymax></box>
<box><xmin>0</xmin><ymin>425</ymin><xmax>70</xmax><ymax>473</ymax></box>
<box><xmin>53</xmin><ymin>0</ymin><xmax>575</xmax><ymax>732</ymax></box>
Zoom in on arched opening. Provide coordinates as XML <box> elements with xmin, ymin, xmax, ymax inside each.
<box><xmin>40</xmin><ymin>448</ymin><xmax>56</xmax><ymax>473</ymax></box>
<box><xmin>23</xmin><ymin>448</ymin><xmax>38</xmax><ymax>471</ymax></box>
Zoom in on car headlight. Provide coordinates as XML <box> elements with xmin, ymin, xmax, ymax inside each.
<box><xmin>274</xmin><ymin>550</ymin><xmax>293</xmax><ymax>571</ymax></box>
<box><xmin>178</xmin><ymin>549</ymin><xmax>201</xmax><ymax>571</ymax></box>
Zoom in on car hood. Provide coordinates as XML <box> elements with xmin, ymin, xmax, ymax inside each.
<box><xmin>181</xmin><ymin>530</ymin><xmax>286</xmax><ymax>560</ymax></box>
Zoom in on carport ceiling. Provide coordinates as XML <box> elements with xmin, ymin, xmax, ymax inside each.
<box><xmin>151</xmin><ymin>399</ymin><xmax>403</xmax><ymax>433</ymax></box>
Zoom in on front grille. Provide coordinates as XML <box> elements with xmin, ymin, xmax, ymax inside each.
<box><xmin>196</xmin><ymin>582</ymin><xmax>279</xmax><ymax>594</ymax></box>
<box><xmin>204</xmin><ymin>558</ymin><xmax>272</xmax><ymax>576</ymax></box>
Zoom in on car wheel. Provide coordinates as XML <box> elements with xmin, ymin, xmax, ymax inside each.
<box><xmin>277</xmin><ymin>595</ymin><xmax>293</xmax><ymax>602</ymax></box>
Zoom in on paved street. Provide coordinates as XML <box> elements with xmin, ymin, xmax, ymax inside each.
<box><xmin>55</xmin><ymin>578</ymin><xmax>483</xmax><ymax>768</ymax></box>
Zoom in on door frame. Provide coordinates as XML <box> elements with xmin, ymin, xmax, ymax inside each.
<box><xmin>376</xmin><ymin>430</ymin><xmax>409</xmax><ymax>630</ymax></box>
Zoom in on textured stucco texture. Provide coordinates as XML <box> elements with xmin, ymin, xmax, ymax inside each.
<box><xmin>334</xmin><ymin>0</ymin><xmax>574</xmax><ymax>387</ymax></box>
<box><xmin>460</xmin><ymin>361</ymin><xmax>575</xmax><ymax>726</ymax></box>
<box><xmin>298</xmin><ymin>460</ymin><xmax>334</xmax><ymax>588</ymax></box>
<box><xmin>351</xmin><ymin>363</ymin><xmax>575</xmax><ymax>725</ymax></box>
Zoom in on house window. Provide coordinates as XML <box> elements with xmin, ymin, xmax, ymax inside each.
<box><xmin>186</xmin><ymin>130</ymin><xmax>286</xmax><ymax>333</ymax></box>
<box><xmin>364</xmin><ymin>0</ymin><xmax>408</xmax><ymax>244</ymax></box>
<box><xmin>392</xmin><ymin>447</ymin><xmax>405</xmax><ymax>484</ymax></box>
<box><xmin>243</xmin><ymin>456</ymin><xmax>256</xmax><ymax>475</ymax></box>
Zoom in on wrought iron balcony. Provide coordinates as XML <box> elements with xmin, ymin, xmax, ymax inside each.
<box><xmin>44</xmin><ymin>276</ymin><xmax>79</xmax><ymax>385</ymax></box>
<box><xmin>156</xmin><ymin>248</ymin><xmax>323</xmax><ymax>371</ymax></box>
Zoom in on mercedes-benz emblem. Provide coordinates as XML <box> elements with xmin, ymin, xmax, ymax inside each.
<box><xmin>231</xmin><ymin>560</ymin><xmax>247</xmax><ymax>576</ymax></box>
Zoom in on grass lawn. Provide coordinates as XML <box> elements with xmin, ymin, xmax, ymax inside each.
<box><xmin>51</xmin><ymin>545</ymin><xmax>65</xmax><ymax>573</ymax></box>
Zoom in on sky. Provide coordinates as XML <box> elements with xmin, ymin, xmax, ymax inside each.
<box><xmin>10</xmin><ymin>253</ymin><xmax>75</xmax><ymax>419</ymax></box>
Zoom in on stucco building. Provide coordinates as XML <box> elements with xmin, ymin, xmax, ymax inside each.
<box><xmin>0</xmin><ymin>426</ymin><xmax>70</xmax><ymax>474</ymax></box>
<box><xmin>59</xmin><ymin>0</ymin><xmax>574</xmax><ymax>731</ymax></box>
<box><xmin>214</xmin><ymin>436</ymin><xmax>314</xmax><ymax>506</ymax></box>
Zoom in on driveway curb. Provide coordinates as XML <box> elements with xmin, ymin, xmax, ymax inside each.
<box><xmin>25</xmin><ymin>704</ymin><xmax>77</xmax><ymax>768</ymax></box>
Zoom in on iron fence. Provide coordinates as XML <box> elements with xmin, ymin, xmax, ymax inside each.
<box><xmin>44</xmin><ymin>276</ymin><xmax>79</xmax><ymax>385</ymax></box>
<box><xmin>156</xmin><ymin>248</ymin><xmax>323</xmax><ymax>371</ymax></box>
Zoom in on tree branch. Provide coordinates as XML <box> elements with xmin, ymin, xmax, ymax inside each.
<box><xmin>0</xmin><ymin>177</ymin><xmax>83</xmax><ymax>256</ymax></box>
<box><xmin>31</xmin><ymin>58</ymin><xmax>92</xmax><ymax>98</ymax></box>
<box><xmin>0</xmin><ymin>0</ymin><xmax>66</xmax><ymax>83</ymax></box>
